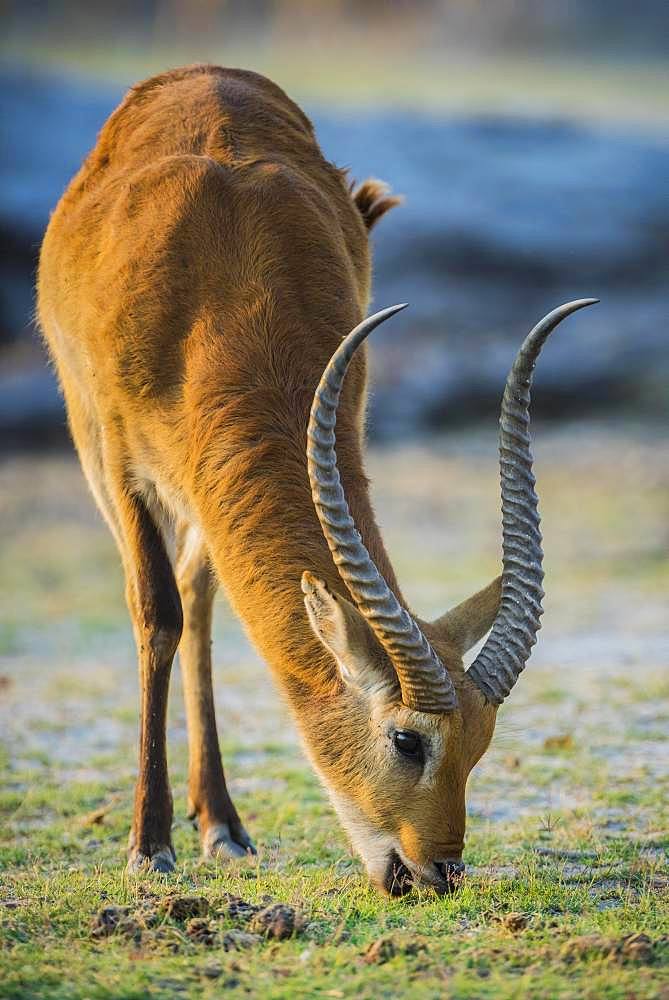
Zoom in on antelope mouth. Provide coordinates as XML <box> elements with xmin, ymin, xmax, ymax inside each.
<box><xmin>383</xmin><ymin>852</ymin><xmax>466</xmax><ymax>897</ymax></box>
<box><xmin>383</xmin><ymin>852</ymin><xmax>414</xmax><ymax>897</ymax></box>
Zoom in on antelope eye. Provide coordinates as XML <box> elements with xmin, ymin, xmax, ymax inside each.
<box><xmin>393</xmin><ymin>729</ymin><xmax>424</xmax><ymax>763</ymax></box>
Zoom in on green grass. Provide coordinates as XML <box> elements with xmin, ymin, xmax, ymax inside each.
<box><xmin>1</xmin><ymin>753</ymin><xmax>667</xmax><ymax>1000</ymax></box>
<box><xmin>1</xmin><ymin>434</ymin><xmax>668</xmax><ymax>998</ymax></box>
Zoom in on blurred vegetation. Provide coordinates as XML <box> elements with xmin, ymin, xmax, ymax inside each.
<box><xmin>3</xmin><ymin>0</ymin><xmax>668</xmax><ymax>120</ymax></box>
<box><xmin>7</xmin><ymin>0</ymin><xmax>669</xmax><ymax>56</ymax></box>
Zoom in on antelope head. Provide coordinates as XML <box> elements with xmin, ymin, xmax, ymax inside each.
<box><xmin>302</xmin><ymin>300</ymin><xmax>597</xmax><ymax>896</ymax></box>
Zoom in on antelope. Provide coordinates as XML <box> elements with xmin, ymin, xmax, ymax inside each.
<box><xmin>38</xmin><ymin>64</ymin><xmax>596</xmax><ymax>895</ymax></box>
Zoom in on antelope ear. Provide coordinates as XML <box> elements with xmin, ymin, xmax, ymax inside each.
<box><xmin>301</xmin><ymin>571</ymin><xmax>392</xmax><ymax>694</ymax></box>
<box><xmin>352</xmin><ymin>178</ymin><xmax>403</xmax><ymax>230</ymax></box>
<box><xmin>433</xmin><ymin>575</ymin><xmax>502</xmax><ymax>654</ymax></box>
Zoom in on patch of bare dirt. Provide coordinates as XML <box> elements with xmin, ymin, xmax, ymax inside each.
<box><xmin>90</xmin><ymin>906</ymin><xmax>140</xmax><ymax>942</ymax></box>
<box><xmin>249</xmin><ymin>902</ymin><xmax>304</xmax><ymax>940</ymax></box>
<box><xmin>498</xmin><ymin>912</ymin><xmax>529</xmax><ymax>934</ymax></box>
<box><xmin>88</xmin><ymin>893</ymin><xmax>307</xmax><ymax>953</ymax></box>
<box><xmin>362</xmin><ymin>934</ymin><xmax>429</xmax><ymax>965</ymax></box>
<box><xmin>560</xmin><ymin>932</ymin><xmax>660</xmax><ymax>965</ymax></box>
<box><xmin>185</xmin><ymin>917</ymin><xmax>216</xmax><ymax>946</ymax></box>
<box><xmin>161</xmin><ymin>895</ymin><xmax>209</xmax><ymax>922</ymax></box>
<box><xmin>225</xmin><ymin>895</ymin><xmax>263</xmax><ymax>923</ymax></box>
<box><xmin>222</xmin><ymin>929</ymin><xmax>262</xmax><ymax>951</ymax></box>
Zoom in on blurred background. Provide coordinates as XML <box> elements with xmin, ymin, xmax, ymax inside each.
<box><xmin>1</xmin><ymin>0</ymin><xmax>668</xmax><ymax>443</ymax></box>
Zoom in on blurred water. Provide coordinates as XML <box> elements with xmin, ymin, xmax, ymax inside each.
<box><xmin>1</xmin><ymin>67</ymin><xmax>667</xmax><ymax>442</ymax></box>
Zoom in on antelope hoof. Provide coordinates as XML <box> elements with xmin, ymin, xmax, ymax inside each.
<box><xmin>126</xmin><ymin>844</ymin><xmax>176</xmax><ymax>874</ymax></box>
<box><xmin>202</xmin><ymin>822</ymin><xmax>256</xmax><ymax>861</ymax></box>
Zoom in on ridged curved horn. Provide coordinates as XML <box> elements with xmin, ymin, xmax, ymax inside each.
<box><xmin>467</xmin><ymin>299</ymin><xmax>599</xmax><ymax>705</ymax></box>
<box><xmin>307</xmin><ymin>305</ymin><xmax>457</xmax><ymax>714</ymax></box>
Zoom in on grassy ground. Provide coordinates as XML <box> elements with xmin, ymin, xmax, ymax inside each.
<box><xmin>1</xmin><ymin>421</ymin><xmax>668</xmax><ymax>999</ymax></box>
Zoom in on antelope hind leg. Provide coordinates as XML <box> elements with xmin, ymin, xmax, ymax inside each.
<box><xmin>176</xmin><ymin>524</ymin><xmax>255</xmax><ymax>861</ymax></box>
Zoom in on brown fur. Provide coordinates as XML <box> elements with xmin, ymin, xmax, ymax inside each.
<box><xmin>38</xmin><ymin>64</ymin><xmax>500</xmax><ymax>889</ymax></box>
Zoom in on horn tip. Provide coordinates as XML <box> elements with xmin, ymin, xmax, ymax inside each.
<box><xmin>564</xmin><ymin>297</ymin><xmax>599</xmax><ymax>312</ymax></box>
<box><xmin>383</xmin><ymin>302</ymin><xmax>409</xmax><ymax>318</ymax></box>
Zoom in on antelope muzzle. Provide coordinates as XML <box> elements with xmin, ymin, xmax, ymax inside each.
<box><xmin>383</xmin><ymin>852</ymin><xmax>466</xmax><ymax>897</ymax></box>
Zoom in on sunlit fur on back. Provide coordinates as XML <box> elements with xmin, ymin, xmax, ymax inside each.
<box><xmin>38</xmin><ymin>64</ymin><xmax>499</xmax><ymax>893</ymax></box>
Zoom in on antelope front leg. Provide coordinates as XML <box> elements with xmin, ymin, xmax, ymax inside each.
<box><xmin>122</xmin><ymin>495</ymin><xmax>183</xmax><ymax>874</ymax></box>
<box><xmin>176</xmin><ymin>526</ymin><xmax>255</xmax><ymax>860</ymax></box>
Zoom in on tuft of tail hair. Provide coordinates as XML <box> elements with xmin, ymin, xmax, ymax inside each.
<box><xmin>352</xmin><ymin>178</ymin><xmax>403</xmax><ymax>230</ymax></box>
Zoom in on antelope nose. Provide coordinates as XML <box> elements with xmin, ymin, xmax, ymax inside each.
<box><xmin>434</xmin><ymin>859</ymin><xmax>465</xmax><ymax>893</ymax></box>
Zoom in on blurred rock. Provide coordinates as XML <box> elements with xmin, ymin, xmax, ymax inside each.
<box><xmin>1</xmin><ymin>67</ymin><xmax>668</xmax><ymax>444</ymax></box>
